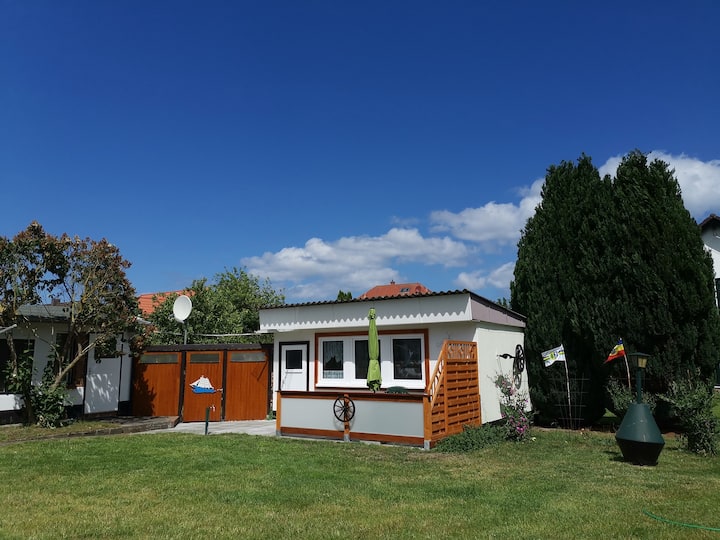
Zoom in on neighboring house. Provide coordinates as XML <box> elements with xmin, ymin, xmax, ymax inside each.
<box><xmin>259</xmin><ymin>287</ymin><xmax>529</xmax><ymax>448</ymax></box>
<box><xmin>700</xmin><ymin>213</ymin><xmax>720</xmax><ymax>387</ymax></box>
<box><xmin>357</xmin><ymin>280</ymin><xmax>431</xmax><ymax>299</ymax></box>
<box><xmin>700</xmin><ymin>214</ymin><xmax>720</xmax><ymax>308</ymax></box>
<box><xmin>138</xmin><ymin>290</ymin><xmax>186</xmax><ymax>316</ymax></box>
<box><xmin>0</xmin><ymin>303</ymin><xmax>133</xmax><ymax>424</ymax></box>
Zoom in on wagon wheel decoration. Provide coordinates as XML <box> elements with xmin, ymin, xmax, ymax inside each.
<box><xmin>333</xmin><ymin>395</ymin><xmax>355</xmax><ymax>422</ymax></box>
<box><xmin>513</xmin><ymin>344</ymin><xmax>526</xmax><ymax>374</ymax></box>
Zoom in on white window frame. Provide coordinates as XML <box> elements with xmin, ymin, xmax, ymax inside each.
<box><xmin>283</xmin><ymin>344</ymin><xmax>306</xmax><ymax>372</ymax></box>
<box><xmin>316</xmin><ymin>333</ymin><xmax>425</xmax><ymax>390</ymax></box>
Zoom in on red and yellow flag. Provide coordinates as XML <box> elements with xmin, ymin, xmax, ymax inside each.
<box><xmin>605</xmin><ymin>339</ymin><xmax>625</xmax><ymax>363</ymax></box>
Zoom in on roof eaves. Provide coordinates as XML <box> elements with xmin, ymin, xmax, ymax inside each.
<box><xmin>261</xmin><ymin>289</ymin><xmax>526</xmax><ymax>320</ymax></box>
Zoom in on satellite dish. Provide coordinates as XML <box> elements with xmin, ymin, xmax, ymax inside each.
<box><xmin>172</xmin><ymin>295</ymin><xmax>192</xmax><ymax>323</ymax></box>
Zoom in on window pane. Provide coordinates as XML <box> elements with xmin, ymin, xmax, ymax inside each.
<box><xmin>56</xmin><ymin>333</ymin><xmax>88</xmax><ymax>387</ymax></box>
<box><xmin>189</xmin><ymin>353</ymin><xmax>220</xmax><ymax>364</ymax></box>
<box><xmin>355</xmin><ymin>340</ymin><xmax>369</xmax><ymax>379</ymax></box>
<box><xmin>392</xmin><ymin>338</ymin><xmax>422</xmax><ymax>380</ymax></box>
<box><xmin>285</xmin><ymin>349</ymin><xmax>302</xmax><ymax>370</ymax></box>
<box><xmin>354</xmin><ymin>339</ymin><xmax>380</xmax><ymax>379</ymax></box>
<box><xmin>230</xmin><ymin>351</ymin><xmax>265</xmax><ymax>363</ymax></box>
<box><xmin>140</xmin><ymin>353</ymin><xmax>179</xmax><ymax>364</ymax></box>
<box><xmin>323</xmin><ymin>341</ymin><xmax>344</xmax><ymax>379</ymax></box>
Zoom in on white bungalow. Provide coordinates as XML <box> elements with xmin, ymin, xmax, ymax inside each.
<box><xmin>259</xmin><ymin>285</ymin><xmax>529</xmax><ymax>448</ymax></box>
<box><xmin>0</xmin><ymin>304</ymin><xmax>133</xmax><ymax>424</ymax></box>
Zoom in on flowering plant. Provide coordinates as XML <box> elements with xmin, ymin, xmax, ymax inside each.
<box><xmin>494</xmin><ymin>373</ymin><xmax>531</xmax><ymax>442</ymax></box>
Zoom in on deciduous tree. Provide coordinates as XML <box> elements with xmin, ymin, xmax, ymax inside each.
<box><xmin>147</xmin><ymin>268</ymin><xmax>284</xmax><ymax>345</ymax></box>
<box><xmin>1</xmin><ymin>224</ymin><xmax>142</xmax><ymax>425</ymax></box>
<box><xmin>48</xmin><ymin>234</ymin><xmax>142</xmax><ymax>392</ymax></box>
<box><xmin>0</xmin><ymin>223</ymin><xmax>66</xmax><ymax>423</ymax></box>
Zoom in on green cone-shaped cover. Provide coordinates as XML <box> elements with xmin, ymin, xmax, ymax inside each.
<box><xmin>615</xmin><ymin>403</ymin><xmax>665</xmax><ymax>465</ymax></box>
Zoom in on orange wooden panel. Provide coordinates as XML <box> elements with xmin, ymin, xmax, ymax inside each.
<box><xmin>183</xmin><ymin>352</ymin><xmax>223</xmax><ymax>422</ymax></box>
<box><xmin>224</xmin><ymin>357</ymin><xmax>269</xmax><ymax>420</ymax></box>
<box><xmin>132</xmin><ymin>354</ymin><xmax>181</xmax><ymax>417</ymax></box>
<box><xmin>428</xmin><ymin>339</ymin><xmax>481</xmax><ymax>444</ymax></box>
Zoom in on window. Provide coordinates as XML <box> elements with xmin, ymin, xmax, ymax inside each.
<box><xmin>55</xmin><ymin>333</ymin><xmax>88</xmax><ymax>388</ymax></box>
<box><xmin>140</xmin><ymin>353</ymin><xmax>179</xmax><ymax>364</ymax></box>
<box><xmin>285</xmin><ymin>349</ymin><xmax>303</xmax><ymax>370</ymax></box>
<box><xmin>354</xmin><ymin>339</ymin><xmax>380</xmax><ymax>379</ymax></box>
<box><xmin>317</xmin><ymin>333</ymin><xmax>424</xmax><ymax>388</ymax></box>
<box><xmin>230</xmin><ymin>351</ymin><xmax>266</xmax><ymax>363</ymax></box>
<box><xmin>0</xmin><ymin>339</ymin><xmax>35</xmax><ymax>393</ymax></box>
<box><xmin>322</xmin><ymin>340</ymin><xmax>344</xmax><ymax>379</ymax></box>
<box><xmin>392</xmin><ymin>338</ymin><xmax>422</xmax><ymax>380</ymax></box>
<box><xmin>189</xmin><ymin>352</ymin><xmax>220</xmax><ymax>364</ymax></box>
<box><xmin>354</xmin><ymin>340</ymin><xmax>369</xmax><ymax>379</ymax></box>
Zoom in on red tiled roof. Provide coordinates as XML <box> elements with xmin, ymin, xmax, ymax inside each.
<box><xmin>358</xmin><ymin>281</ymin><xmax>431</xmax><ymax>300</ymax></box>
<box><xmin>137</xmin><ymin>291</ymin><xmax>185</xmax><ymax>316</ymax></box>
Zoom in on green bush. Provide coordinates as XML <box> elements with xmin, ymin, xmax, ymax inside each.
<box><xmin>30</xmin><ymin>366</ymin><xmax>68</xmax><ymax>429</ymax></box>
<box><xmin>660</xmin><ymin>375</ymin><xmax>719</xmax><ymax>456</ymax></box>
<box><xmin>435</xmin><ymin>424</ymin><xmax>505</xmax><ymax>452</ymax></box>
<box><xmin>606</xmin><ymin>379</ymin><xmax>656</xmax><ymax>419</ymax></box>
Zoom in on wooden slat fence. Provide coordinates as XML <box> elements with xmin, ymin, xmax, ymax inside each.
<box><xmin>425</xmin><ymin>340</ymin><xmax>480</xmax><ymax>446</ymax></box>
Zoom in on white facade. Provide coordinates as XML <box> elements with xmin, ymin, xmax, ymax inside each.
<box><xmin>0</xmin><ymin>320</ymin><xmax>132</xmax><ymax>419</ymax></box>
<box><xmin>260</xmin><ymin>291</ymin><xmax>529</xmax><ymax>426</ymax></box>
<box><xmin>700</xmin><ymin>214</ymin><xmax>720</xmax><ymax>306</ymax></box>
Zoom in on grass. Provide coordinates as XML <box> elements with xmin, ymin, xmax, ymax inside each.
<box><xmin>0</xmin><ymin>429</ymin><xmax>718</xmax><ymax>539</ymax></box>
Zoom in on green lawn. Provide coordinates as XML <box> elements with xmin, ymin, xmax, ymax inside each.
<box><xmin>0</xmin><ymin>429</ymin><xmax>718</xmax><ymax>539</ymax></box>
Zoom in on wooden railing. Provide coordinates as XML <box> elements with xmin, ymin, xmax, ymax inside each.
<box><xmin>424</xmin><ymin>340</ymin><xmax>481</xmax><ymax>446</ymax></box>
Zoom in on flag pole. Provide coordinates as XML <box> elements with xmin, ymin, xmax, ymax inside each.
<box><xmin>541</xmin><ymin>345</ymin><xmax>574</xmax><ymax>428</ymax></box>
<box><xmin>563</xmin><ymin>356</ymin><xmax>572</xmax><ymax>427</ymax></box>
<box><xmin>622</xmin><ymin>349</ymin><xmax>631</xmax><ymax>390</ymax></box>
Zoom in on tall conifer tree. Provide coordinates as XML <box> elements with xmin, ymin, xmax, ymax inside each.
<box><xmin>511</xmin><ymin>151</ymin><xmax>720</xmax><ymax>425</ymax></box>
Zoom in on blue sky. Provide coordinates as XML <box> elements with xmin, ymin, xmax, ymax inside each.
<box><xmin>3</xmin><ymin>1</ymin><xmax>720</xmax><ymax>304</ymax></box>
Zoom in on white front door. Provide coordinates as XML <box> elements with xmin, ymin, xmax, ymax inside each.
<box><xmin>279</xmin><ymin>342</ymin><xmax>308</xmax><ymax>391</ymax></box>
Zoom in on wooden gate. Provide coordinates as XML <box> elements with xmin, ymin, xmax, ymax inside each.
<box><xmin>132</xmin><ymin>344</ymin><xmax>271</xmax><ymax>421</ymax></box>
<box><xmin>132</xmin><ymin>352</ymin><xmax>181</xmax><ymax>417</ymax></box>
<box><xmin>183</xmin><ymin>350</ymin><xmax>224</xmax><ymax>422</ymax></box>
<box><xmin>224</xmin><ymin>350</ymin><xmax>269</xmax><ymax>420</ymax></box>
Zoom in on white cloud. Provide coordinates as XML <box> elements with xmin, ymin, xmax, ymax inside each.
<box><xmin>597</xmin><ymin>155</ymin><xmax>622</xmax><ymax>180</ymax></box>
<box><xmin>454</xmin><ymin>261</ymin><xmax>515</xmax><ymax>292</ymax></box>
<box><xmin>243</xmin><ymin>151</ymin><xmax>719</xmax><ymax>303</ymax></box>
<box><xmin>242</xmin><ymin>228</ymin><xmax>470</xmax><ymax>300</ymax></box>
<box><xmin>599</xmin><ymin>152</ymin><xmax>720</xmax><ymax>219</ymax></box>
<box><xmin>429</xmin><ymin>178</ymin><xmax>543</xmax><ymax>245</ymax></box>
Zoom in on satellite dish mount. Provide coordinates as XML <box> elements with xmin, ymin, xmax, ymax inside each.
<box><xmin>172</xmin><ymin>295</ymin><xmax>193</xmax><ymax>344</ymax></box>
